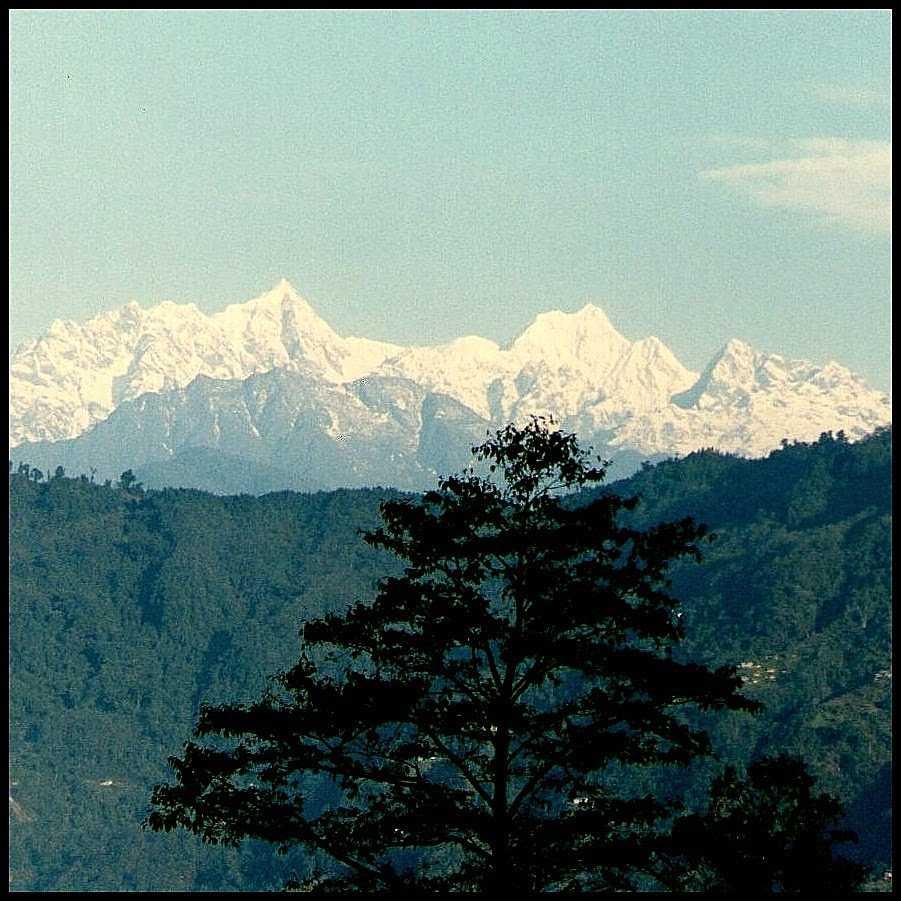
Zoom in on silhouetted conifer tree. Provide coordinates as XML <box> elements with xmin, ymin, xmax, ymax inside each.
<box><xmin>147</xmin><ymin>418</ymin><xmax>769</xmax><ymax>891</ymax></box>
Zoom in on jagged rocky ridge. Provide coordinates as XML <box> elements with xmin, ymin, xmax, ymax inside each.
<box><xmin>9</xmin><ymin>280</ymin><xmax>891</xmax><ymax>491</ymax></box>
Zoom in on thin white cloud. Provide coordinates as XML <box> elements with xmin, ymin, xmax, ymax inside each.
<box><xmin>701</xmin><ymin>139</ymin><xmax>892</xmax><ymax>235</ymax></box>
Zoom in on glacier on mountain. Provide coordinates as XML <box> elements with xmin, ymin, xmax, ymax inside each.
<box><xmin>9</xmin><ymin>279</ymin><xmax>891</xmax><ymax>491</ymax></box>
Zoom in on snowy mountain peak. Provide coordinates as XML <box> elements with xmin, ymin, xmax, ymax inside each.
<box><xmin>510</xmin><ymin>303</ymin><xmax>631</xmax><ymax>373</ymax></box>
<box><xmin>8</xmin><ymin>281</ymin><xmax>406</xmax><ymax>445</ymax></box>
<box><xmin>274</xmin><ymin>276</ymin><xmax>296</xmax><ymax>294</ymax></box>
<box><xmin>668</xmin><ymin>338</ymin><xmax>887</xmax><ymax>427</ymax></box>
<box><xmin>257</xmin><ymin>277</ymin><xmax>301</xmax><ymax>305</ymax></box>
<box><xmin>9</xmin><ymin>282</ymin><xmax>891</xmax><ymax>477</ymax></box>
<box><xmin>516</xmin><ymin>303</ymin><xmax>621</xmax><ymax>338</ymax></box>
<box><xmin>215</xmin><ymin>279</ymin><xmax>318</xmax><ymax>325</ymax></box>
<box><xmin>710</xmin><ymin>338</ymin><xmax>761</xmax><ymax>378</ymax></box>
<box><xmin>576</xmin><ymin>301</ymin><xmax>616</xmax><ymax>321</ymax></box>
<box><xmin>251</xmin><ymin>276</ymin><xmax>298</xmax><ymax>298</ymax></box>
<box><xmin>721</xmin><ymin>337</ymin><xmax>754</xmax><ymax>355</ymax></box>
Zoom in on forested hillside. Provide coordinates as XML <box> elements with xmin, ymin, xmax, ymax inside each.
<box><xmin>8</xmin><ymin>427</ymin><xmax>892</xmax><ymax>891</ymax></box>
<box><xmin>593</xmin><ymin>428</ymin><xmax>892</xmax><ymax>873</ymax></box>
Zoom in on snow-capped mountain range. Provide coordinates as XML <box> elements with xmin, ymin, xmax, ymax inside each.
<box><xmin>9</xmin><ymin>279</ymin><xmax>891</xmax><ymax>491</ymax></box>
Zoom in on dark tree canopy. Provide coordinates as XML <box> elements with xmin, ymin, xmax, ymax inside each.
<box><xmin>147</xmin><ymin>418</ymin><xmax>766</xmax><ymax>891</ymax></box>
<box><xmin>664</xmin><ymin>754</ymin><xmax>869</xmax><ymax>893</ymax></box>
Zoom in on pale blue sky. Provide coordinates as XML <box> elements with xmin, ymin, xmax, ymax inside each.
<box><xmin>9</xmin><ymin>10</ymin><xmax>892</xmax><ymax>390</ymax></box>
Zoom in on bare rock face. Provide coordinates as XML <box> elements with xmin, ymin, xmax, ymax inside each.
<box><xmin>9</xmin><ymin>280</ymin><xmax>891</xmax><ymax>492</ymax></box>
